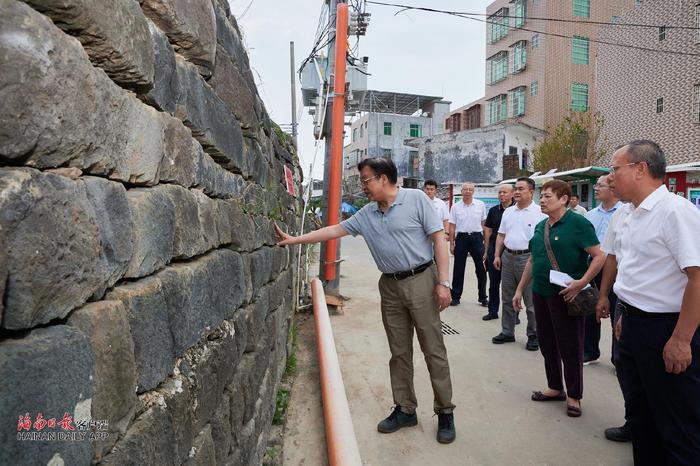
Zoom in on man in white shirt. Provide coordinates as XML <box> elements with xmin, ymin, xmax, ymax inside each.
<box><xmin>423</xmin><ymin>179</ymin><xmax>449</xmax><ymax>235</ymax></box>
<box><xmin>493</xmin><ymin>177</ymin><xmax>547</xmax><ymax>351</ymax></box>
<box><xmin>448</xmin><ymin>183</ymin><xmax>487</xmax><ymax>307</ymax></box>
<box><xmin>569</xmin><ymin>194</ymin><xmax>588</xmax><ymax>215</ymax></box>
<box><xmin>607</xmin><ymin>140</ymin><xmax>700</xmax><ymax>465</ymax></box>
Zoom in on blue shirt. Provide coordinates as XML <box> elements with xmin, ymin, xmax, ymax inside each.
<box><xmin>585</xmin><ymin>201</ymin><xmax>624</xmax><ymax>242</ymax></box>
<box><xmin>340</xmin><ymin>188</ymin><xmax>443</xmax><ymax>273</ymax></box>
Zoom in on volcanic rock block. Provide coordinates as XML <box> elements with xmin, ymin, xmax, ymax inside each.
<box><xmin>0</xmin><ymin>168</ymin><xmax>123</xmax><ymax>329</ymax></box>
<box><xmin>158</xmin><ymin>184</ymin><xmax>208</xmax><ymax>259</ymax></box>
<box><xmin>141</xmin><ymin>0</ymin><xmax>217</xmax><ymax>76</ymax></box>
<box><xmin>23</xmin><ymin>0</ymin><xmax>154</xmax><ymax>90</ymax></box>
<box><xmin>0</xmin><ymin>326</ymin><xmax>93</xmax><ymax>466</ymax></box>
<box><xmin>209</xmin><ymin>44</ymin><xmax>259</xmax><ymax>131</ymax></box>
<box><xmin>106</xmin><ymin>277</ymin><xmax>176</xmax><ymax>392</ymax></box>
<box><xmin>209</xmin><ymin>395</ymin><xmax>232</xmax><ymax>463</ymax></box>
<box><xmin>124</xmin><ymin>187</ymin><xmax>176</xmax><ymax>278</ymax></box>
<box><xmin>159</xmin><ymin>117</ymin><xmax>198</xmax><ymax>189</ymax></box>
<box><xmin>67</xmin><ymin>301</ymin><xmax>138</xmax><ymax>459</ymax></box>
<box><xmin>144</xmin><ymin>19</ymin><xmax>178</xmax><ymax>114</ymax></box>
<box><xmin>184</xmin><ymin>425</ymin><xmax>216</xmax><ymax>466</ymax></box>
<box><xmin>0</xmin><ymin>0</ymin><xmax>165</xmax><ymax>185</ymax></box>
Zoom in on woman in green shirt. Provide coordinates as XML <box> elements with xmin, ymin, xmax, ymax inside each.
<box><xmin>513</xmin><ymin>180</ymin><xmax>605</xmax><ymax>417</ymax></box>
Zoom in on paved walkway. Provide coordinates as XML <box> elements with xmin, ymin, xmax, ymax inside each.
<box><xmin>284</xmin><ymin>235</ymin><xmax>633</xmax><ymax>466</ymax></box>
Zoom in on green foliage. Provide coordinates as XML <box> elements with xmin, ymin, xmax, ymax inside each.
<box><xmin>272</xmin><ymin>389</ymin><xmax>290</xmax><ymax>425</ymax></box>
<box><xmin>271</xmin><ymin>121</ymin><xmax>290</xmax><ymax>146</ymax></box>
<box><xmin>532</xmin><ymin>110</ymin><xmax>608</xmax><ymax>173</ymax></box>
<box><xmin>353</xmin><ymin>198</ymin><xmax>369</xmax><ymax>209</ymax></box>
<box><xmin>284</xmin><ymin>353</ymin><xmax>297</xmax><ymax>379</ymax></box>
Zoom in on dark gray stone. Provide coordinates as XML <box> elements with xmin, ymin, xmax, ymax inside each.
<box><xmin>227</xmin><ymin>202</ymin><xmax>256</xmax><ymax>252</ymax></box>
<box><xmin>192</xmin><ymin>189</ymin><xmax>220</xmax><ymax>250</ymax></box>
<box><xmin>0</xmin><ymin>326</ymin><xmax>93</xmax><ymax>466</ymax></box>
<box><xmin>158</xmin><ymin>184</ymin><xmax>207</xmax><ymax>259</ymax></box>
<box><xmin>159</xmin><ymin>117</ymin><xmax>198</xmax><ymax>188</ymax></box>
<box><xmin>67</xmin><ymin>301</ymin><xmax>138</xmax><ymax>460</ymax></box>
<box><xmin>0</xmin><ymin>1</ymin><xmax>165</xmax><ymax>184</ymax></box>
<box><xmin>184</xmin><ymin>425</ymin><xmax>216</xmax><ymax>466</ymax></box>
<box><xmin>106</xmin><ymin>277</ymin><xmax>175</xmax><ymax>392</ymax></box>
<box><xmin>124</xmin><ymin>187</ymin><xmax>176</xmax><ymax>278</ymax></box>
<box><xmin>144</xmin><ymin>19</ymin><xmax>178</xmax><ymax>114</ymax></box>
<box><xmin>243</xmin><ymin>137</ymin><xmax>270</xmax><ymax>186</ymax></box>
<box><xmin>214</xmin><ymin>1</ymin><xmax>250</xmax><ymax>74</ymax></box>
<box><xmin>23</xmin><ymin>0</ymin><xmax>154</xmax><ymax>91</ymax></box>
<box><xmin>209</xmin><ymin>394</ymin><xmax>232</xmax><ymax>463</ymax></box>
<box><xmin>215</xmin><ymin>199</ymin><xmax>233</xmax><ymax>245</ymax></box>
<box><xmin>209</xmin><ymin>45</ymin><xmax>259</xmax><ymax>131</ymax></box>
<box><xmin>0</xmin><ymin>224</ymin><xmax>6</xmax><ymax>322</ymax></box>
<box><xmin>141</xmin><ymin>0</ymin><xmax>217</xmax><ymax>76</ymax></box>
<box><xmin>0</xmin><ymin>168</ymin><xmax>116</xmax><ymax>329</ymax></box>
<box><xmin>193</xmin><ymin>149</ymin><xmax>247</xmax><ymax>199</ymax></box>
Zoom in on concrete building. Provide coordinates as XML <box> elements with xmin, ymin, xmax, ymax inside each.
<box><xmin>597</xmin><ymin>0</ymin><xmax>700</xmax><ymax>172</ymax></box>
<box><xmin>343</xmin><ymin>90</ymin><xmax>450</xmax><ymax>192</ymax></box>
<box><xmin>446</xmin><ymin>0</ymin><xmax>636</xmax><ymax>136</ymax></box>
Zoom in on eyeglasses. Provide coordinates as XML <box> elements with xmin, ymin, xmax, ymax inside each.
<box><xmin>361</xmin><ymin>175</ymin><xmax>379</xmax><ymax>186</ymax></box>
<box><xmin>593</xmin><ymin>184</ymin><xmax>610</xmax><ymax>189</ymax></box>
<box><xmin>609</xmin><ymin>162</ymin><xmax>640</xmax><ymax>174</ymax></box>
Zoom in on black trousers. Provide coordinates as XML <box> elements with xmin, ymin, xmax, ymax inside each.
<box><xmin>451</xmin><ymin>232</ymin><xmax>487</xmax><ymax>302</ymax></box>
<box><xmin>618</xmin><ymin>311</ymin><xmax>700</xmax><ymax>465</ymax></box>
<box><xmin>486</xmin><ymin>243</ymin><xmax>500</xmax><ymax>316</ymax></box>
<box><xmin>583</xmin><ymin>272</ymin><xmax>618</xmax><ymax>360</ymax></box>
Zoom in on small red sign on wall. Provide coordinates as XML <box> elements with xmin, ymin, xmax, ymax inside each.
<box><xmin>284</xmin><ymin>165</ymin><xmax>295</xmax><ymax>196</ymax></box>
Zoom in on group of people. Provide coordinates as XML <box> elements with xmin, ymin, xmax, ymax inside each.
<box><xmin>275</xmin><ymin>139</ymin><xmax>700</xmax><ymax>465</ymax></box>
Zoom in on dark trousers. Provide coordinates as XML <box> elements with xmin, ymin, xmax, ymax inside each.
<box><xmin>533</xmin><ymin>293</ymin><xmax>585</xmax><ymax>399</ymax></box>
<box><xmin>486</xmin><ymin>243</ymin><xmax>500</xmax><ymax>316</ymax></box>
<box><xmin>451</xmin><ymin>232</ymin><xmax>487</xmax><ymax>302</ymax></box>
<box><xmin>618</xmin><ymin>311</ymin><xmax>700</xmax><ymax>465</ymax></box>
<box><xmin>583</xmin><ymin>272</ymin><xmax>618</xmax><ymax>360</ymax></box>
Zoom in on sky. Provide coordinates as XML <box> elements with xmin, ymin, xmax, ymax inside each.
<box><xmin>232</xmin><ymin>0</ymin><xmax>493</xmax><ymax>180</ymax></box>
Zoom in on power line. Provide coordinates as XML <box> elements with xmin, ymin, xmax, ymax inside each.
<box><xmin>366</xmin><ymin>0</ymin><xmax>700</xmax><ymax>58</ymax></box>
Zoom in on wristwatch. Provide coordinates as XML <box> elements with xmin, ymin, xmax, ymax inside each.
<box><xmin>438</xmin><ymin>280</ymin><xmax>451</xmax><ymax>289</ymax></box>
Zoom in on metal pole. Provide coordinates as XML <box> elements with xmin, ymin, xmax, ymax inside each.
<box><xmin>290</xmin><ymin>41</ymin><xmax>298</xmax><ymax>147</ymax></box>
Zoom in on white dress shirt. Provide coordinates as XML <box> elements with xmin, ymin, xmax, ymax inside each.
<box><xmin>570</xmin><ymin>205</ymin><xmax>588</xmax><ymax>215</ymax></box>
<box><xmin>431</xmin><ymin>197</ymin><xmax>450</xmax><ymax>222</ymax></box>
<box><xmin>449</xmin><ymin>199</ymin><xmax>486</xmax><ymax>233</ymax></box>
<box><xmin>601</xmin><ymin>203</ymin><xmax>632</xmax><ymax>261</ymax></box>
<box><xmin>498</xmin><ymin>202</ymin><xmax>547</xmax><ymax>250</ymax></box>
<box><xmin>614</xmin><ymin>185</ymin><xmax>700</xmax><ymax>313</ymax></box>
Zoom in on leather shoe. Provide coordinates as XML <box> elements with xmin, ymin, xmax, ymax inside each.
<box><xmin>377</xmin><ymin>406</ymin><xmax>417</xmax><ymax>433</ymax></box>
<box><xmin>478</xmin><ymin>298</ymin><xmax>488</xmax><ymax>307</ymax></box>
<box><xmin>436</xmin><ymin>412</ymin><xmax>455</xmax><ymax>444</ymax></box>
<box><xmin>482</xmin><ymin>313</ymin><xmax>498</xmax><ymax>321</ymax></box>
<box><xmin>515</xmin><ymin>316</ymin><xmax>521</xmax><ymax>325</ymax></box>
<box><xmin>604</xmin><ymin>424</ymin><xmax>632</xmax><ymax>442</ymax></box>
<box><xmin>492</xmin><ymin>333</ymin><xmax>515</xmax><ymax>344</ymax></box>
<box><xmin>531</xmin><ymin>390</ymin><xmax>566</xmax><ymax>402</ymax></box>
<box><xmin>526</xmin><ymin>335</ymin><xmax>539</xmax><ymax>351</ymax></box>
<box><xmin>449</xmin><ymin>299</ymin><xmax>460</xmax><ymax>306</ymax></box>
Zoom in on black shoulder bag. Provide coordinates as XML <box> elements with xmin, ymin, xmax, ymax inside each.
<box><xmin>543</xmin><ymin>222</ymin><xmax>598</xmax><ymax>317</ymax></box>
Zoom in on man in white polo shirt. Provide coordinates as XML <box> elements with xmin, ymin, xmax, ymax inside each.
<box><xmin>448</xmin><ymin>182</ymin><xmax>487</xmax><ymax>307</ymax></box>
<box><xmin>423</xmin><ymin>179</ymin><xmax>449</xmax><ymax>235</ymax></box>
<box><xmin>608</xmin><ymin>140</ymin><xmax>700</xmax><ymax>465</ymax></box>
<box><xmin>493</xmin><ymin>177</ymin><xmax>546</xmax><ymax>351</ymax></box>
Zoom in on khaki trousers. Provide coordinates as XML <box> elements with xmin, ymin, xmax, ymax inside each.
<box><xmin>378</xmin><ymin>264</ymin><xmax>455</xmax><ymax>414</ymax></box>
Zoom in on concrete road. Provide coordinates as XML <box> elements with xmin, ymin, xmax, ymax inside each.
<box><xmin>284</xmin><ymin>235</ymin><xmax>632</xmax><ymax>466</ymax></box>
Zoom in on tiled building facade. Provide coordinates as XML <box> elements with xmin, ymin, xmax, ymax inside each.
<box><xmin>597</xmin><ymin>0</ymin><xmax>700</xmax><ymax>166</ymax></box>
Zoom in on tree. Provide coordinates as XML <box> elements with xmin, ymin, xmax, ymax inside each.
<box><xmin>532</xmin><ymin>111</ymin><xmax>608</xmax><ymax>173</ymax></box>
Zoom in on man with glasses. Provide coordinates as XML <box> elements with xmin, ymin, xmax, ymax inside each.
<box><xmin>275</xmin><ymin>157</ymin><xmax>457</xmax><ymax>444</ymax></box>
<box><xmin>607</xmin><ymin>140</ymin><xmax>700</xmax><ymax>464</ymax></box>
<box><xmin>583</xmin><ymin>175</ymin><xmax>623</xmax><ymax>365</ymax></box>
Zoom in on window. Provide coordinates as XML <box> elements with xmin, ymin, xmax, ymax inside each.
<box><xmin>659</xmin><ymin>26</ymin><xmax>666</xmax><ymax>41</ymax></box>
<box><xmin>571</xmin><ymin>83</ymin><xmax>589</xmax><ymax>111</ymax></box>
<box><xmin>513</xmin><ymin>0</ymin><xmax>527</xmax><ymax>28</ymax></box>
<box><xmin>383</xmin><ymin>122</ymin><xmax>392</xmax><ymax>135</ymax></box>
<box><xmin>409</xmin><ymin>124</ymin><xmax>422</xmax><ymax>137</ymax></box>
<box><xmin>409</xmin><ymin>151</ymin><xmax>419</xmax><ymax>177</ymax></box>
<box><xmin>611</xmin><ymin>16</ymin><xmax>619</xmax><ymax>23</ymax></box>
<box><xmin>383</xmin><ymin>148</ymin><xmax>392</xmax><ymax>159</ymax></box>
<box><xmin>511</xmin><ymin>41</ymin><xmax>527</xmax><ymax>73</ymax></box>
<box><xmin>693</xmin><ymin>84</ymin><xmax>700</xmax><ymax>123</ymax></box>
<box><xmin>573</xmin><ymin>0</ymin><xmax>590</xmax><ymax>18</ymax></box>
<box><xmin>487</xmin><ymin>51</ymin><xmax>509</xmax><ymax>84</ymax></box>
<box><xmin>509</xmin><ymin>87</ymin><xmax>526</xmax><ymax>117</ymax></box>
<box><xmin>352</xmin><ymin>128</ymin><xmax>357</xmax><ymax>141</ymax></box>
<box><xmin>521</xmin><ymin>149</ymin><xmax>529</xmax><ymax>169</ymax></box>
<box><xmin>656</xmin><ymin>97</ymin><xmax>664</xmax><ymax>113</ymax></box>
<box><xmin>359</xmin><ymin>124</ymin><xmax>363</xmax><ymax>138</ymax></box>
<box><xmin>532</xmin><ymin>34</ymin><xmax>540</xmax><ymax>48</ymax></box>
<box><xmin>531</xmin><ymin>80</ymin><xmax>539</xmax><ymax>96</ymax></box>
<box><xmin>488</xmin><ymin>8</ymin><xmax>509</xmax><ymax>44</ymax></box>
<box><xmin>487</xmin><ymin>94</ymin><xmax>507</xmax><ymax>125</ymax></box>
<box><xmin>572</xmin><ymin>36</ymin><xmax>590</xmax><ymax>64</ymax></box>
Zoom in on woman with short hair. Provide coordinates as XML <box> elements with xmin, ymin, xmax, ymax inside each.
<box><xmin>512</xmin><ymin>180</ymin><xmax>605</xmax><ymax>417</ymax></box>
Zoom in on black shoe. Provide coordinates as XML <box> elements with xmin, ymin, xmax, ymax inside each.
<box><xmin>449</xmin><ymin>299</ymin><xmax>460</xmax><ymax>306</ymax></box>
<box><xmin>526</xmin><ymin>335</ymin><xmax>539</xmax><ymax>351</ymax></box>
<box><xmin>492</xmin><ymin>333</ymin><xmax>515</xmax><ymax>344</ymax></box>
<box><xmin>482</xmin><ymin>313</ymin><xmax>498</xmax><ymax>321</ymax></box>
<box><xmin>583</xmin><ymin>354</ymin><xmax>600</xmax><ymax>365</ymax></box>
<box><xmin>478</xmin><ymin>298</ymin><xmax>488</xmax><ymax>307</ymax></box>
<box><xmin>377</xmin><ymin>406</ymin><xmax>418</xmax><ymax>433</ymax></box>
<box><xmin>604</xmin><ymin>424</ymin><xmax>632</xmax><ymax>442</ymax></box>
<box><xmin>436</xmin><ymin>412</ymin><xmax>456</xmax><ymax>444</ymax></box>
<box><xmin>515</xmin><ymin>316</ymin><xmax>521</xmax><ymax>325</ymax></box>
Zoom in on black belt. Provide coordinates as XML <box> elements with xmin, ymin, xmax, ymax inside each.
<box><xmin>456</xmin><ymin>231</ymin><xmax>482</xmax><ymax>237</ymax></box>
<box><xmin>618</xmin><ymin>301</ymin><xmax>678</xmax><ymax>318</ymax></box>
<box><xmin>385</xmin><ymin>260</ymin><xmax>434</xmax><ymax>281</ymax></box>
<box><xmin>505</xmin><ymin>247</ymin><xmax>530</xmax><ymax>255</ymax></box>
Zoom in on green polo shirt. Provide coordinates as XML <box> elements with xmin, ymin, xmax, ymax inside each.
<box><xmin>529</xmin><ymin>209</ymin><xmax>599</xmax><ymax>297</ymax></box>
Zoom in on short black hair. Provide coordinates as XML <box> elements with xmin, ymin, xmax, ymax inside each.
<box><xmin>423</xmin><ymin>179</ymin><xmax>438</xmax><ymax>188</ymax></box>
<box><xmin>357</xmin><ymin>157</ymin><xmax>398</xmax><ymax>184</ymax></box>
<box><xmin>516</xmin><ymin>177</ymin><xmax>535</xmax><ymax>191</ymax></box>
<box><xmin>624</xmin><ymin>139</ymin><xmax>666</xmax><ymax>180</ymax></box>
<box><xmin>571</xmin><ymin>194</ymin><xmax>580</xmax><ymax>200</ymax></box>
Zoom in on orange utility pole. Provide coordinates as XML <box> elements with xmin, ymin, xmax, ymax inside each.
<box><xmin>323</xmin><ymin>2</ymin><xmax>348</xmax><ymax>282</ymax></box>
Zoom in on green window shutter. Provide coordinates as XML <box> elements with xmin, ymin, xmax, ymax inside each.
<box><xmin>571</xmin><ymin>83</ymin><xmax>589</xmax><ymax>111</ymax></box>
<box><xmin>383</xmin><ymin>122</ymin><xmax>392</xmax><ymax>135</ymax></box>
<box><xmin>510</xmin><ymin>87</ymin><xmax>525</xmax><ymax>117</ymax></box>
<box><xmin>514</xmin><ymin>0</ymin><xmax>526</xmax><ymax>28</ymax></box>
<box><xmin>409</xmin><ymin>124</ymin><xmax>422</xmax><ymax>137</ymax></box>
<box><xmin>572</xmin><ymin>36</ymin><xmax>589</xmax><ymax>64</ymax></box>
<box><xmin>573</xmin><ymin>0</ymin><xmax>590</xmax><ymax>18</ymax></box>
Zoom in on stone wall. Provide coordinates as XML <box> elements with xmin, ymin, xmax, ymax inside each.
<box><xmin>0</xmin><ymin>1</ymin><xmax>301</xmax><ymax>465</ymax></box>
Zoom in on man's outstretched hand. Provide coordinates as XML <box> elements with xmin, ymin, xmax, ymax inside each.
<box><xmin>275</xmin><ymin>224</ymin><xmax>294</xmax><ymax>246</ymax></box>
